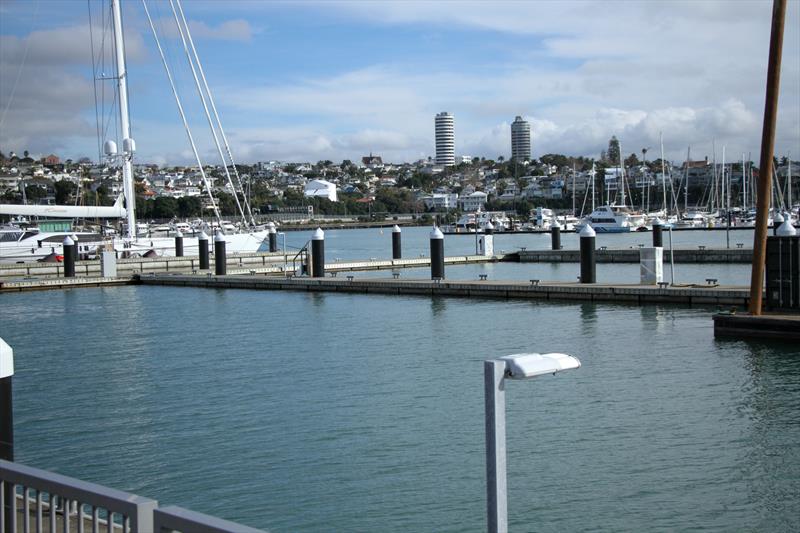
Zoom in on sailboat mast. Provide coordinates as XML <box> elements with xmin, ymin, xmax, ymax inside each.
<box><xmin>742</xmin><ymin>153</ymin><xmax>747</xmax><ymax>209</ymax></box>
<box><xmin>660</xmin><ymin>133</ymin><xmax>667</xmax><ymax>217</ymax></box>
<box><xmin>572</xmin><ymin>163</ymin><xmax>576</xmax><ymax>216</ymax></box>
<box><xmin>111</xmin><ymin>0</ymin><xmax>136</xmax><ymax>240</ymax></box>
<box><xmin>788</xmin><ymin>154</ymin><xmax>792</xmax><ymax>211</ymax></box>
<box><xmin>685</xmin><ymin>147</ymin><xmax>690</xmax><ymax>213</ymax></box>
<box><xmin>619</xmin><ymin>141</ymin><xmax>626</xmax><ymax>206</ymax></box>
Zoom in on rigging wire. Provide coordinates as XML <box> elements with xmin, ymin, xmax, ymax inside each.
<box><xmin>175</xmin><ymin>0</ymin><xmax>256</xmax><ymax>226</ymax></box>
<box><xmin>88</xmin><ymin>0</ymin><xmax>103</xmax><ymax>165</ymax></box>
<box><xmin>0</xmin><ymin>0</ymin><xmax>41</xmax><ymax>131</ymax></box>
<box><xmin>141</xmin><ymin>0</ymin><xmax>222</xmax><ymax>226</ymax></box>
<box><xmin>169</xmin><ymin>0</ymin><xmax>247</xmax><ymax>226</ymax></box>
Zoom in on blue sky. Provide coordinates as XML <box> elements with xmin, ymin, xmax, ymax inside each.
<box><xmin>1</xmin><ymin>0</ymin><xmax>799</xmax><ymax>166</ymax></box>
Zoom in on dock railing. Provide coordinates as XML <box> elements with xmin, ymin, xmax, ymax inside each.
<box><xmin>1</xmin><ymin>460</ymin><xmax>265</xmax><ymax>533</ymax></box>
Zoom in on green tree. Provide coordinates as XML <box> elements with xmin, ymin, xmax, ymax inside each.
<box><xmin>607</xmin><ymin>136</ymin><xmax>620</xmax><ymax>164</ymax></box>
<box><xmin>177</xmin><ymin>196</ymin><xmax>202</xmax><ymax>217</ymax></box>
<box><xmin>152</xmin><ymin>196</ymin><xmax>178</xmax><ymax>219</ymax></box>
<box><xmin>624</xmin><ymin>153</ymin><xmax>640</xmax><ymax>167</ymax></box>
<box><xmin>54</xmin><ymin>180</ymin><xmax>76</xmax><ymax>204</ymax></box>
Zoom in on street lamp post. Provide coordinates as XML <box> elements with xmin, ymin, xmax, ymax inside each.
<box><xmin>484</xmin><ymin>352</ymin><xmax>581</xmax><ymax>533</ymax></box>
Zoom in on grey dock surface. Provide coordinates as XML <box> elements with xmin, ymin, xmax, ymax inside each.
<box><xmin>0</xmin><ymin>253</ymin><xmax>498</xmax><ymax>279</ymax></box>
<box><xmin>138</xmin><ymin>273</ymin><xmax>751</xmax><ymax>307</ymax></box>
<box><xmin>713</xmin><ymin>312</ymin><xmax>800</xmax><ymax>340</ymax></box>
<box><xmin>0</xmin><ymin>276</ymin><xmax>133</xmax><ymax>293</ymax></box>
<box><xmin>516</xmin><ymin>247</ymin><xmax>752</xmax><ymax>263</ymax></box>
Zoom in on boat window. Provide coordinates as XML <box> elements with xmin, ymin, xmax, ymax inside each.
<box><xmin>0</xmin><ymin>231</ymin><xmax>24</xmax><ymax>242</ymax></box>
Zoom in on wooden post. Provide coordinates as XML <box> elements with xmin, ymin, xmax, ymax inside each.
<box><xmin>749</xmin><ymin>0</ymin><xmax>787</xmax><ymax>315</ymax></box>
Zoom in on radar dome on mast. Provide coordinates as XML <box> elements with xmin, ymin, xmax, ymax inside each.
<box><xmin>103</xmin><ymin>140</ymin><xmax>118</xmax><ymax>157</ymax></box>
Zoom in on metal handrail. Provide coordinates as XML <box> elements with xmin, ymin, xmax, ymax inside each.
<box><xmin>291</xmin><ymin>240</ymin><xmax>310</xmax><ymax>276</ymax></box>
<box><xmin>1</xmin><ymin>459</ymin><xmax>157</xmax><ymax>532</ymax></box>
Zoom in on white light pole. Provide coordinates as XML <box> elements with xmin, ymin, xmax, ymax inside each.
<box><xmin>484</xmin><ymin>352</ymin><xmax>581</xmax><ymax>533</ymax></box>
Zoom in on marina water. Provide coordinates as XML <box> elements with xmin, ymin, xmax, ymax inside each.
<box><xmin>2</xmin><ymin>227</ymin><xmax>798</xmax><ymax>531</ymax></box>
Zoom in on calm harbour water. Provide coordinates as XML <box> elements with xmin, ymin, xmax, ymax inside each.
<box><xmin>2</xmin><ymin>227</ymin><xmax>798</xmax><ymax>532</ymax></box>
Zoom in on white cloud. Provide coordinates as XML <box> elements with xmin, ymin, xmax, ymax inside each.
<box><xmin>1</xmin><ymin>0</ymin><xmax>798</xmax><ymax>164</ymax></box>
<box><xmin>157</xmin><ymin>18</ymin><xmax>254</xmax><ymax>42</ymax></box>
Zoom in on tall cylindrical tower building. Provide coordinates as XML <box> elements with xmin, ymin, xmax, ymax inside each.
<box><xmin>511</xmin><ymin>116</ymin><xmax>531</xmax><ymax>162</ymax></box>
<box><xmin>435</xmin><ymin>112</ymin><xmax>455</xmax><ymax>166</ymax></box>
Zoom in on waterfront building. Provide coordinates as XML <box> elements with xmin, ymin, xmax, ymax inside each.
<box><xmin>458</xmin><ymin>191</ymin><xmax>488</xmax><ymax>212</ymax></box>
<box><xmin>304</xmin><ymin>179</ymin><xmax>338</xmax><ymax>202</ymax></box>
<box><xmin>422</xmin><ymin>192</ymin><xmax>458</xmax><ymax>210</ymax></box>
<box><xmin>435</xmin><ymin>112</ymin><xmax>455</xmax><ymax>167</ymax></box>
<box><xmin>511</xmin><ymin>116</ymin><xmax>531</xmax><ymax>162</ymax></box>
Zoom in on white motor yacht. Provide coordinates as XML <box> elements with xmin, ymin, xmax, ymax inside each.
<box><xmin>575</xmin><ymin>205</ymin><xmax>646</xmax><ymax>233</ymax></box>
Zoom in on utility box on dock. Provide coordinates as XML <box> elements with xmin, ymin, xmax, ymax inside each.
<box><xmin>100</xmin><ymin>251</ymin><xmax>117</xmax><ymax>277</ymax></box>
<box><xmin>766</xmin><ymin>236</ymin><xmax>800</xmax><ymax>310</ymax></box>
<box><xmin>640</xmin><ymin>247</ymin><xmax>663</xmax><ymax>285</ymax></box>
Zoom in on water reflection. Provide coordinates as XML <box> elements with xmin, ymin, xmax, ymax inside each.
<box><xmin>735</xmin><ymin>338</ymin><xmax>800</xmax><ymax>531</ymax></box>
<box><xmin>579</xmin><ymin>302</ymin><xmax>598</xmax><ymax>334</ymax></box>
<box><xmin>430</xmin><ymin>296</ymin><xmax>447</xmax><ymax>317</ymax></box>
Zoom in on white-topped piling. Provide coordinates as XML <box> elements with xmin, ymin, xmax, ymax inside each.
<box><xmin>198</xmin><ymin>231</ymin><xmax>210</xmax><ymax>270</ymax></box>
<box><xmin>214</xmin><ymin>231</ymin><xmax>227</xmax><ymax>275</ymax></box>
<box><xmin>175</xmin><ymin>230</ymin><xmax>184</xmax><ymax>257</ymax></box>
<box><xmin>774</xmin><ymin>212</ymin><xmax>784</xmax><ymax>236</ymax></box>
<box><xmin>777</xmin><ymin>218</ymin><xmax>797</xmax><ymax>236</ymax></box>
<box><xmin>392</xmin><ymin>225</ymin><xmax>402</xmax><ymax>259</ymax></box>
<box><xmin>311</xmin><ymin>227</ymin><xmax>325</xmax><ymax>278</ymax></box>
<box><xmin>479</xmin><ymin>221</ymin><xmax>495</xmax><ymax>256</ymax></box>
<box><xmin>62</xmin><ymin>235</ymin><xmax>76</xmax><ymax>278</ymax></box>
<box><xmin>268</xmin><ymin>222</ymin><xmax>278</xmax><ymax>253</ymax></box>
<box><xmin>579</xmin><ymin>224</ymin><xmax>596</xmax><ymax>283</ymax></box>
<box><xmin>652</xmin><ymin>217</ymin><xmax>664</xmax><ymax>247</ymax></box>
<box><xmin>430</xmin><ymin>226</ymin><xmax>445</xmax><ymax>279</ymax></box>
<box><xmin>551</xmin><ymin>220</ymin><xmax>561</xmax><ymax>250</ymax></box>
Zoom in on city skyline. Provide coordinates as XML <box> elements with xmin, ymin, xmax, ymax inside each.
<box><xmin>0</xmin><ymin>1</ymin><xmax>799</xmax><ymax>166</ymax></box>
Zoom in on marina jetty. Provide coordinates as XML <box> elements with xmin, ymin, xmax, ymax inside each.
<box><xmin>0</xmin><ymin>246</ymin><xmax>756</xmax><ymax>281</ymax></box>
<box><xmin>135</xmin><ymin>273</ymin><xmax>751</xmax><ymax>307</ymax></box>
<box><xmin>514</xmin><ymin>246</ymin><xmax>752</xmax><ymax>263</ymax></box>
<box><xmin>0</xmin><ymin>252</ymin><xmax>499</xmax><ymax>282</ymax></box>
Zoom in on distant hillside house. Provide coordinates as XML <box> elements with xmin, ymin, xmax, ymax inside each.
<box><xmin>458</xmin><ymin>191</ymin><xmax>488</xmax><ymax>212</ymax></box>
<box><xmin>304</xmin><ymin>179</ymin><xmax>338</xmax><ymax>202</ymax></box>
<box><xmin>362</xmin><ymin>154</ymin><xmax>383</xmax><ymax>169</ymax></box>
<box><xmin>43</xmin><ymin>154</ymin><xmax>60</xmax><ymax>166</ymax></box>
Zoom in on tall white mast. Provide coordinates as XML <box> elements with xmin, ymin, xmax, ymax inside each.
<box><xmin>619</xmin><ymin>141</ymin><xmax>625</xmax><ymax>206</ymax></box>
<box><xmin>111</xmin><ymin>0</ymin><xmax>136</xmax><ymax>240</ymax></box>
<box><xmin>660</xmin><ymin>132</ymin><xmax>667</xmax><ymax>217</ymax></box>
<box><xmin>742</xmin><ymin>153</ymin><xmax>747</xmax><ymax>209</ymax></box>
<box><xmin>572</xmin><ymin>163</ymin><xmax>576</xmax><ymax>216</ymax></box>
<box><xmin>722</xmin><ymin>145</ymin><xmax>727</xmax><ymax>215</ymax></box>
<box><xmin>788</xmin><ymin>154</ymin><xmax>792</xmax><ymax>211</ymax></box>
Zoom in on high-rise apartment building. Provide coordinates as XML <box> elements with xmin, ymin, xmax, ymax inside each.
<box><xmin>511</xmin><ymin>116</ymin><xmax>531</xmax><ymax>162</ymax></box>
<box><xmin>435</xmin><ymin>112</ymin><xmax>455</xmax><ymax>166</ymax></box>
